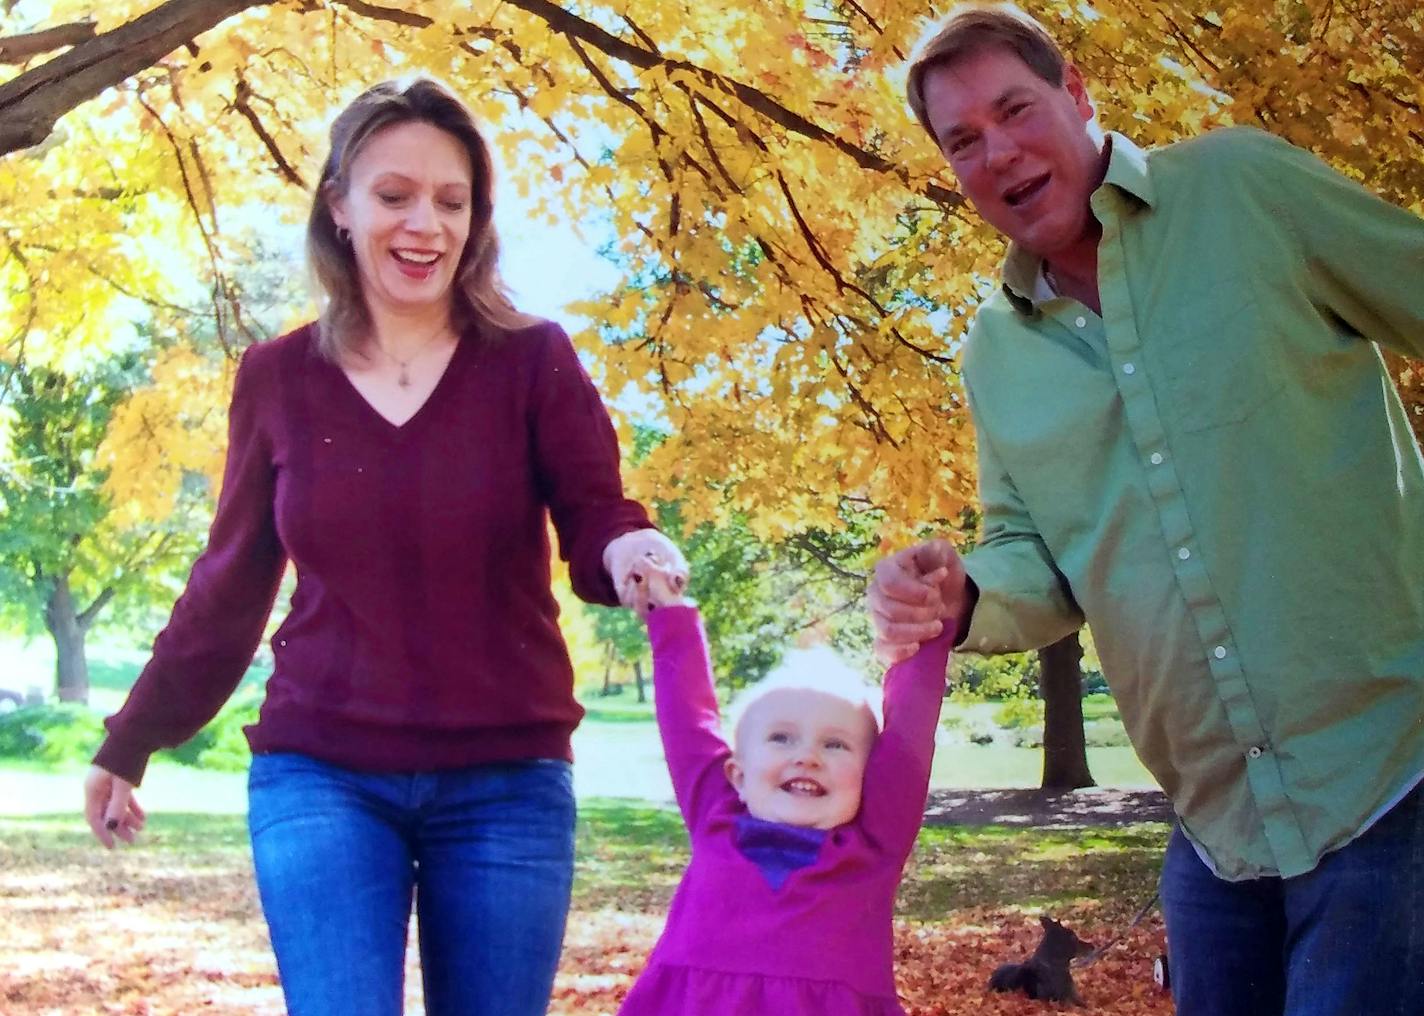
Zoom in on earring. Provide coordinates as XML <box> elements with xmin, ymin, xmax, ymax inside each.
<box><xmin>336</xmin><ymin>225</ymin><xmax>351</xmax><ymax>244</ymax></box>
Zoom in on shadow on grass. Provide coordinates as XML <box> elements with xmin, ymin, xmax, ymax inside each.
<box><xmin>573</xmin><ymin>798</ymin><xmax>688</xmax><ymax>912</ymax></box>
<box><xmin>1</xmin><ymin>812</ymin><xmax>251</xmax><ymax>866</ymax></box>
<box><xmin>1</xmin><ymin>802</ymin><xmax>1168</xmax><ymax>924</ymax></box>
<box><xmin>904</xmin><ymin>824</ymin><xmax>1166</xmax><ymax>921</ymax></box>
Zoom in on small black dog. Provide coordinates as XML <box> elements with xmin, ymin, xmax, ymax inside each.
<box><xmin>988</xmin><ymin>915</ymin><xmax>1095</xmax><ymax>1005</ymax></box>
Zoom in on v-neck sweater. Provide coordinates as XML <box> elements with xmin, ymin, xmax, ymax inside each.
<box><xmin>95</xmin><ymin>320</ymin><xmax>651</xmax><ymax>785</ymax></box>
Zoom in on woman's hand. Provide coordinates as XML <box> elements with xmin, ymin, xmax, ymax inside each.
<box><xmin>625</xmin><ymin>562</ymin><xmax>690</xmax><ymax>620</ymax></box>
<box><xmin>603</xmin><ymin>528</ymin><xmax>689</xmax><ymax>608</ymax></box>
<box><xmin>84</xmin><ymin>765</ymin><xmax>146</xmax><ymax>848</ymax></box>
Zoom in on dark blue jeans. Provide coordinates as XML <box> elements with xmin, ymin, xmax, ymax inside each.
<box><xmin>247</xmin><ymin>752</ymin><xmax>576</xmax><ymax>1016</ymax></box>
<box><xmin>1160</xmin><ymin>782</ymin><xmax>1424</xmax><ymax>1016</ymax></box>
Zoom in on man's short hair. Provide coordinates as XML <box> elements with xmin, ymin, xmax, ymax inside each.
<box><xmin>905</xmin><ymin>2</ymin><xmax>1069</xmax><ymax>140</ymax></box>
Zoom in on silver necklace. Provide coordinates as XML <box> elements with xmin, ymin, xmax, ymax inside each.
<box><xmin>373</xmin><ymin>324</ymin><xmax>450</xmax><ymax>388</ymax></box>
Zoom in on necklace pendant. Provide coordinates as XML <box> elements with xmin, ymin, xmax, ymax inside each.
<box><xmin>398</xmin><ymin>366</ymin><xmax>411</xmax><ymax>388</ymax></box>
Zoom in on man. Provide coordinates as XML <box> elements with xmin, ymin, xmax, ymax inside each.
<box><xmin>868</xmin><ymin>4</ymin><xmax>1424</xmax><ymax>1014</ymax></box>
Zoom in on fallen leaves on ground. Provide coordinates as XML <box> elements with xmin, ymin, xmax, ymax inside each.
<box><xmin>3</xmin><ymin>814</ymin><xmax>1173</xmax><ymax>1014</ymax></box>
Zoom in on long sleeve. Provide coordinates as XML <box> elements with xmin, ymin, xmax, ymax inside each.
<box><xmin>958</xmin><ymin>385</ymin><xmax>1085</xmax><ymax>654</ymax></box>
<box><xmin>646</xmin><ymin>605</ymin><xmax>735</xmax><ymax>831</ymax></box>
<box><xmin>93</xmin><ymin>346</ymin><xmax>287</xmax><ymax>785</ymax></box>
<box><xmin>529</xmin><ymin>324</ymin><xmax>652</xmax><ymax>605</ymax></box>
<box><xmin>1249</xmin><ymin>130</ymin><xmax>1424</xmax><ymax>359</ymax></box>
<box><xmin>857</xmin><ymin>628</ymin><xmax>954</xmax><ymax>859</ymax></box>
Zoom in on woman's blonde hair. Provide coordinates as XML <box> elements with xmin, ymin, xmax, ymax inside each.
<box><xmin>905</xmin><ymin>3</ymin><xmax>1069</xmax><ymax>140</ymax></box>
<box><xmin>306</xmin><ymin>76</ymin><xmax>537</xmax><ymax>361</ymax></box>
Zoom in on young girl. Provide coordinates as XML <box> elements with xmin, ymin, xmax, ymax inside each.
<box><xmin>619</xmin><ymin>567</ymin><xmax>955</xmax><ymax>1015</ymax></box>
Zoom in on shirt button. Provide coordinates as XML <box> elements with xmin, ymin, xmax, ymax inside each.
<box><xmin>1150</xmin><ymin>452</ymin><xmax>1164</xmax><ymax>465</ymax></box>
<box><xmin>1178</xmin><ymin>547</ymin><xmax>1191</xmax><ymax>560</ymax></box>
<box><xmin>1074</xmin><ymin>315</ymin><xmax>1087</xmax><ymax>328</ymax></box>
<box><xmin>1214</xmin><ymin>645</ymin><xmax>1227</xmax><ymax>659</ymax></box>
<box><xmin>1122</xmin><ymin>362</ymin><xmax>1136</xmax><ymax>375</ymax></box>
<box><xmin>1247</xmin><ymin>746</ymin><xmax>1264</xmax><ymax>760</ymax></box>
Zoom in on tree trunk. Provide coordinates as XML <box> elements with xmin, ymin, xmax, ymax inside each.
<box><xmin>633</xmin><ymin>659</ymin><xmax>646</xmax><ymax>704</ymax></box>
<box><xmin>600</xmin><ymin>643</ymin><xmax>615</xmax><ymax>696</ymax></box>
<box><xmin>1038</xmin><ymin>631</ymin><xmax>1095</xmax><ymax>790</ymax></box>
<box><xmin>43</xmin><ymin>574</ymin><xmax>89</xmax><ymax>704</ymax></box>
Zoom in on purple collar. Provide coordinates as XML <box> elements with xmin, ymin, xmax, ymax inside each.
<box><xmin>733</xmin><ymin>813</ymin><xmax>830</xmax><ymax>890</ymax></box>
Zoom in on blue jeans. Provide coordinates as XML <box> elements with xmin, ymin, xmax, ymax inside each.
<box><xmin>1160</xmin><ymin>782</ymin><xmax>1424</xmax><ymax>1016</ymax></box>
<box><xmin>247</xmin><ymin>752</ymin><xmax>576</xmax><ymax>1016</ymax></box>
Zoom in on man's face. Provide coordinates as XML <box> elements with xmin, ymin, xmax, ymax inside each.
<box><xmin>921</xmin><ymin>46</ymin><xmax>1103</xmax><ymax>258</ymax></box>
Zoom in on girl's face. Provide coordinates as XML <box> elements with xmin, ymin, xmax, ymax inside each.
<box><xmin>329</xmin><ymin>120</ymin><xmax>474</xmax><ymax>322</ymax></box>
<box><xmin>725</xmin><ymin>688</ymin><xmax>876</xmax><ymax>830</ymax></box>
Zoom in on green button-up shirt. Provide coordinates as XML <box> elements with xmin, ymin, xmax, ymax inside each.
<box><xmin>959</xmin><ymin>127</ymin><xmax>1424</xmax><ymax>879</ymax></box>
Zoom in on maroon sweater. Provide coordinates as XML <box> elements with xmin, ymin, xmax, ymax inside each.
<box><xmin>95</xmin><ymin>320</ymin><xmax>651</xmax><ymax>785</ymax></box>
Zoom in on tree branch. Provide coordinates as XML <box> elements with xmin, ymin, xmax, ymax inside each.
<box><xmin>231</xmin><ymin>76</ymin><xmax>306</xmax><ymax>187</ymax></box>
<box><xmin>0</xmin><ymin>19</ymin><xmax>96</xmax><ymax>64</ymax></box>
<box><xmin>0</xmin><ymin>0</ymin><xmax>271</xmax><ymax>156</ymax></box>
<box><xmin>1</xmin><ymin>0</ymin><xmax>963</xmax><ymax>214</ymax></box>
<box><xmin>327</xmin><ymin>0</ymin><xmax>431</xmax><ymax>29</ymax></box>
<box><xmin>501</xmin><ymin>0</ymin><xmax>963</xmax><ymax>210</ymax></box>
<box><xmin>839</xmin><ymin>0</ymin><xmax>904</xmax><ymax>61</ymax></box>
<box><xmin>784</xmin><ymin>532</ymin><xmax>867</xmax><ymax>582</ymax></box>
<box><xmin>76</xmin><ymin>586</ymin><xmax>115</xmax><ymax>631</ymax></box>
<box><xmin>134</xmin><ymin>87</ymin><xmax>259</xmax><ymax>352</ymax></box>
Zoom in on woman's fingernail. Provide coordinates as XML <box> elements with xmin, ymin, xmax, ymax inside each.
<box><xmin>105</xmin><ymin>819</ymin><xmax>118</xmax><ymax>831</ymax></box>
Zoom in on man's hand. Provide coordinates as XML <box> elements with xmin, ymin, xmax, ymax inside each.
<box><xmin>868</xmin><ymin>539</ymin><xmax>972</xmax><ymax>665</ymax></box>
<box><xmin>603</xmin><ymin>528</ymin><xmax>689</xmax><ymax>608</ymax></box>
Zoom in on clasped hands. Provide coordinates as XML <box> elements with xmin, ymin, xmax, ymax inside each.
<box><xmin>604</xmin><ymin>528</ymin><xmax>690</xmax><ymax>615</ymax></box>
<box><xmin>868</xmin><ymin>538</ymin><xmax>973</xmax><ymax>665</ymax></box>
<box><xmin>604</xmin><ymin>530</ymin><xmax>973</xmax><ymax>657</ymax></box>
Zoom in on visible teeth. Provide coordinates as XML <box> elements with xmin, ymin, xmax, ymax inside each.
<box><xmin>784</xmin><ymin>779</ymin><xmax>824</xmax><ymax>795</ymax></box>
<box><xmin>395</xmin><ymin>251</ymin><xmax>439</xmax><ymax>264</ymax></box>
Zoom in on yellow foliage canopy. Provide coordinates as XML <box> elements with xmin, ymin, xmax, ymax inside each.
<box><xmin>2</xmin><ymin>0</ymin><xmax>1420</xmax><ymax>546</ymax></box>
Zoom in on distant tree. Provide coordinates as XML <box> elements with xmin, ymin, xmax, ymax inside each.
<box><xmin>585</xmin><ymin>507</ymin><xmax>804</xmax><ymax>703</ymax></box>
<box><xmin>0</xmin><ymin>229</ymin><xmax>304</xmax><ymax>703</ymax></box>
<box><xmin>1038</xmin><ymin>634</ymin><xmax>1095</xmax><ymax>790</ymax></box>
<box><xmin>0</xmin><ymin>355</ymin><xmax>208</xmax><ymax>702</ymax></box>
<box><xmin>586</xmin><ymin>424</ymin><xmax>878</xmax><ymax>703</ymax></box>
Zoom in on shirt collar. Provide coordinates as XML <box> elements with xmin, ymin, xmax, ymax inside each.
<box><xmin>1001</xmin><ymin>132</ymin><xmax>1155</xmax><ymax>314</ymax></box>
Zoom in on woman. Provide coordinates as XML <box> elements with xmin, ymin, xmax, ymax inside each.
<box><xmin>83</xmin><ymin>77</ymin><xmax>685</xmax><ymax>1016</ymax></box>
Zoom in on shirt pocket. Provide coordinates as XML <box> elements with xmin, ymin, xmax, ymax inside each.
<box><xmin>1148</xmin><ymin>292</ymin><xmax>1287</xmax><ymax>434</ymax></box>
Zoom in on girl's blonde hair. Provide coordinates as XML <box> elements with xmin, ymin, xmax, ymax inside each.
<box><xmin>726</xmin><ymin>646</ymin><xmax>883</xmax><ymax>743</ymax></box>
<box><xmin>306</xmin><ymin>76</ymin><xmax>538</xmax><ymax>362</ymax></box>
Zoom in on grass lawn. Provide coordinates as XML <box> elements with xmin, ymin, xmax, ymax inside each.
<box><xmin>1</xmin><ymin>633</ymin><xmax>1159</xmax><ymax>816</ymax></box>
<box><xmin>1</xmin><ymin>627</ymin><xmax>1166</xmax><ymax>1012</ymax></box>
<box><xmin>0</xmin><ymin>802</ymin><xmax>1172</xmax><ymax>1015</ymax></box>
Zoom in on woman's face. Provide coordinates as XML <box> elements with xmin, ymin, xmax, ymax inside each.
<box><xmin>330</xmin><ymin>120</ymin><xmax>474</xmax><ymax>321</ymax></box>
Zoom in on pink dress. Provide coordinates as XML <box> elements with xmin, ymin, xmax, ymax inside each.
<box><xmin>619</xmin><ymin>606</ymin><xmax>953</xmax><ymax>1015</ymax></box>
